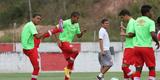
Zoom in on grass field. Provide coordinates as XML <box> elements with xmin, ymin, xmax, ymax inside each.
<box><xmin>0</xmin><ymin>72</ymin><xmax>160</xmax><ymax>80</ymax></box>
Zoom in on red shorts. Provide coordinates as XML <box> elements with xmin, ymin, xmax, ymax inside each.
<box><xmin>58</xmin><ymin>42</ymin><xmax>79</xmax><ymax>59</ymax></box>
<box><xmin>23</xmin><ymin>48</ymin><xmax>39</xmax><ymax>69</ymax></box>
<box><xmin>122</xmin><ymin>48</ymin><xmax>135</xmax><ymax>65</ymax></box>
<box><xmin>134</xmin><ymin>47</ymin><xmax>155</xmax><ymax>67</ymax></box>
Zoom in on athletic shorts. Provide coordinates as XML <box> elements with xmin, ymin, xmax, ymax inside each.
<box><xmin>23</xmin><ymin>48</ymin><xmax>39</xmax><ymax>68</ymax></box>
<box><xmin>98</xmin><ymin>50</ymin><xmax>113</xmax><ymax>67</ymax></box>
<box><xmin>122</xmin><ymin>48</ymin><xmax>135</xmax><ymax>65</ymax></box>
<box><xmin>58</xmin><ymin>42</ymin><xmax>79</xmax><ymax>59</ymax></box>
<box><xmin>134</xmin><ymin>47</ymin><xmax>155</xmax><ymax>67</ymax></box>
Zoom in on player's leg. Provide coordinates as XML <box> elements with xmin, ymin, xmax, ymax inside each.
<box><xmin>23</xmin><ymin>48</ymin><xmax>39</xmax><ymax>80</ymax></box>
<box><xmin>133</xmin><ymin>47</ymin><xmax>144</xmax><ymax>80</ymax></box>
<box><xmin>59</xmin><ymin>42</ymin><xmax>79</xmax><ymax>80</ymax></box>
<box><xmin>42</xmin><ymin>26</ymin><xmax>63</xmax><ymax>38</ymax></box>
<box><xmin>60</xmin><ymin>42</ymin><xmax>79</xmax><ymax>68</ymax></box>
<box><xmin>42</xmin><ymin>19</ymin><xmax>64</xmax><ymax>38</ymax></box>
<box><xmin>122</xmin><ymin>48</ymin><xmax>135</xmax><ymax>80</ymax></box>
<box><xmin>122</xmin><ymin>64</ymin><xmax>130</xmax><ymax>80</ymax></box>
<box><xmin>97</xmin><ymin>50</ymin><xmax>113</xmax><ymax>80</ymax></box>
<box><xmin>134</xmin><ymin>66</ymin><xmax>143</xmax><ymax>80</ymax></box>
<box><xmin>30</xmin><ymin>48</ymin><xmax>40</xmax><ymax>80</ymax></box>
<box><xmin>142</xmin><ymin>48</ymin><xmax>156</xmax><ymax>80</ymax></box>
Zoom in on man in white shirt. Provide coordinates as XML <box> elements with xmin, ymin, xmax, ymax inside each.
<box><xmin>97</xmin><ymin>18</ymin><xmax>113</xmax><ymax>80</ymax></box>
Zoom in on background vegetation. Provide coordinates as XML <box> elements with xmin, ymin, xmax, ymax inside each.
<box><xmin>0</xmin><ymin>0</ymin><xmax>160</xmax><ymax>42</ymax></box>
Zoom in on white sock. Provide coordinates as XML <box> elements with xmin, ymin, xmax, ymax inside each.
<box><xmin>124</xmin><ymin>78</ymin><xmax>129</xmax><ymax>80</ymax></box>
<box><xmin>98</xmin><ymin>73</ymin><xmax>103</xmax><ymax>77</ymax></box>
<box><xmin>127</xmin><ymin>70</ymin><xmax>134</xmax><ymax>76</ymax></box>
<box><xmin>32</xmin><ymin>75</ymin><xmax>38</xmax><ymax>79</ymax></box>
<box><xmin>148</xmin><ymin>76</ymin><xmax>155</xmax><ymax>80</ymax></box>
<box><xmin>134</xmin><ymin>77</ymin><xmax>140</xmax><ymax>80</ymax></box>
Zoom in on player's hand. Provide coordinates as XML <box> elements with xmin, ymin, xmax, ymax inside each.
<box><xmin>120</xmin><ymin>25</ymin><xmax>126</xmax><ymax>30</ymax></box>
<box><xmin>120</xmin><ymin>31</ymin><xmax>126</xmax><ymax>36</ymax></box>
<box><xmin>100</xmin><ymin>51</ymin><xmax>105</xmax><ymax>56</ymax></box>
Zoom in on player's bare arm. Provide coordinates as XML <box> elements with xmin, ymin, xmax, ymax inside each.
<box><xmin>99</xmin><ymin>39</ymin><xmax>105</xmax><ymax>55</ymax></box>
<box><xmin>151</xmin><ymin>32</ymin><xmax>160</xmax><ymax>49</ymax></box>
<box><xmin>77</xmin><ymin>29</ymin><xmax>87</xmax><ymax>38</ymax></box>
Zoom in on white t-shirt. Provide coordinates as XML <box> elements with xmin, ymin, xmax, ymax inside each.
<box><xmin>99</xmin><ymin>27</ymin><xmax>110</xmax><ymax>50</ymax></box>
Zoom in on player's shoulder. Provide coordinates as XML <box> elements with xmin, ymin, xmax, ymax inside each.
<box><xmin>148</xmin><ymin>18</ymin><xmax>155</xmax><ymax>23</ymax></box>
<box><xmin>128</xmin><ymin>18</ymin><xmax>136</xmax><ymax>24</ymax></box>
<box><xmin>99</xmin><ymin>27</ymin><xmax>105</xmax><ymax>32</ymax></box>
<box><xmin>63</xmin><ymin>19</ymin><xmax>71</xmax><ymax>23</ymax></box>
<box><xmin>25</xmin><ymin>21</ymin><xmax>34</xmax><ymax>26</ymax></box>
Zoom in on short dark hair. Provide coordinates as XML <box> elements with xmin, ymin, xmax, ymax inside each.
<box><xmin>71</xmin><ymin>12</ymin><xmax>80</xmax><ymax>17</ymax></box>
<box><xmin>157</xmin><ymin>16</ymin><xmax>160</xmax><ymax>23</ymax></box>
<box><xmin>118</xmin><ymin>9</ymin><xmax>131</xmax><ymax>16</ymax></box>
<box><xmin>141</xmin><ymin>5</ymin><xmax>152</xmax><ymax>16</ymax></box>
<box><xmin>32</xmin><ymin>13</ymin><xmax>41</xmax><ymax>18</ymax></box>
<box><xmin>101</xmin><ymin>18</ymin><xmax>108</xmax><ymax>24</ymax></box>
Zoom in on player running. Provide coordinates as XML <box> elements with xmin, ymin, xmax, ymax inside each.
<box><xmin>119</xmin><ymin>9</ymin><xmax>135</xmax><ymax>80</ymax></box>
<box><xmin>96</xmin><ymin>18</ymin><xmax>113</xmax><ymax>80</ymax></box>
<box><xmin>21</xmin><ymin>13</ymin><xmax>63</xmax><ymax>80</ymax></box>
<box><xmin>130</xmin><ymin>5</ymin><xmax>159</xmax><ymax>80</ymax></box>
<box><xmin>55</xmin><ymin>12</ymin><xmax>86</xmax><ymax>80</ymax></box>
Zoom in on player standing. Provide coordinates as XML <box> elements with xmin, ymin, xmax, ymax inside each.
<box><xmin>119</xmin><ymin>9</ymin><xmax>135</xmax><ymax>80</ymax></box>
<box><xmin>21</xmin><ymin>13</ymin><xmax>63</xmax><ymax>80</ymax></box>
<box><xmin>156</xmin><ymin>17</ymin><xmax>160</xmax><ymax>40</ymax></box>
<box><xmin>96</xmin><ymin>18</ymin><xmax>113</xmax><ymax>80</ymax></box>
<box><xmin>130</xmin><ymin>5</ymin><xmax>159</xmax><ymax>80</ymax></box>
<box><xmin>55</xmin><ymin>12</ymin><xmax>86</xmax><ymax>80</ymax></box>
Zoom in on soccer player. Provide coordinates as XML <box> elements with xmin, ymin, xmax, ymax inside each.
<box><xmin>119</xmin><ymin>9</ymin><xmax>135</xmax><ymax>80</ymax></box>
<box><xmin>55</xmin><ymin>12</ymin><xmax>86</xmax><ymax>80</ymax></box>
<box><xmin>97</xmin><ymin>18</ymin><xmax>113</xmax><ymax>80</ymax></box>
<box><xmin>130</xmin><ymin>5</ymin><xmax>159</xmax><ymax>80</ymax></box>
<box><xmin>21</xmin><ymin>13</ymin><xmax>63</xmax><ymax>80</ymax></box>
<box><xmin>156</xmin><ymin>17</ymin><xmax>160</xmax><ymax>40</ymax></box>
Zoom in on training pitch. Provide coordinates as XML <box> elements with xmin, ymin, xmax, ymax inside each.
<box><xmin>0</xmin><ymin>72</ymin><xmax>160</xmax><ymax>80</ymax></box>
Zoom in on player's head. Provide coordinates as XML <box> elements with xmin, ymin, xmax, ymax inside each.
<box><xmin>32</xmin><ymin>13</ymin><xmax>42</xmax><ymax>25</ymax></box>
<box><xmin>71</xmin><ymin>12</ymin><xmax>80</xmax><ymax>24</ymax></box>
<box><xmin>101</xmin><ymin>18</ymin><xmax>109</xmax><ymax>29</ymax></box>
<box><xmin>157</xmin><ymin>16</ymin><xmax>160</xmax><ymax>24</ymax></box>
<box><xmin>118</xmin><ymin>9</ymin><xmax>131</xmax><ymax>21</ymax></box>
<box><xmin>141</xmin><ymin>5</ymin><xmax>153</xmax><ymax>18</ymax></box>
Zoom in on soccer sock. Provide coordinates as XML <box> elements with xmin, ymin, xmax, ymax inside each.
<box><xmin>149</xmin><ymin>70</ymin><xmax>155</xmax><ymax>77</ymax></box>
<box><xmin>67</xmin><ymin>61</ymin><xmax>74</xmax><ymax>70</ymax></box>
<box><xmin>68</xmin><ymin>52</ymin><xmax>79</xmax><ymax>70</ymax></box>
<box><xmin>133</xmin><ymin>77</ymin><xmax>140</xmax><ymax>80</ymax></box>
<box><xmin>122</xmin><ymin>66</ymin><xmax>131</xmax><ymax>78</ymax></box>
<box><xmin>133</xmin><ymin>71</ymin><xmax>141</xmax><ymax>80</ymax></box>
<box><xmin>71</xmin><ymin>51</ymin><xmax>79</xmax><ymax>59</ymax></box>
<box><xmin>31</xmin><ymin>75</ymin><xmax>38</xmax><ymax>80</ymax></box>
<box><xmin>50</xmin><ymin>27</ymin><xmax>62</xmax><ymax>34</ymax></box>
<box><xmin>122</xmin><ymin>66</ymin><xmax>131</xmax><ymax>74</ymax></box>
<box><xmin>148</xmin><ymin>70</ymin><xmax>156</xmax><ymax>80</ymax></box>
<box><xmin>32</xmin><ymin>66</ymin><xmax>40</xmax><ymax>75</ymax></box>
<box><xmin>123</xmin><ymin>72</ymin><xmax>130</xmax><ymax>78</ymax></box>
<box><xmin>43</xmin><ymin>32</ymin><xmax>50</xmax><ymax>38</ymax></box>
<box><xmin>148</xmin><ymin>76</ymin><xmax>155</xmax><ymax>80</ymax></box>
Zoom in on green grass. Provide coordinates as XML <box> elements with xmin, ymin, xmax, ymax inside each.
<box><xmin>0</xmin><ymin>72</ymin><xmax>159</xmax><ymax>80</ymax></box>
